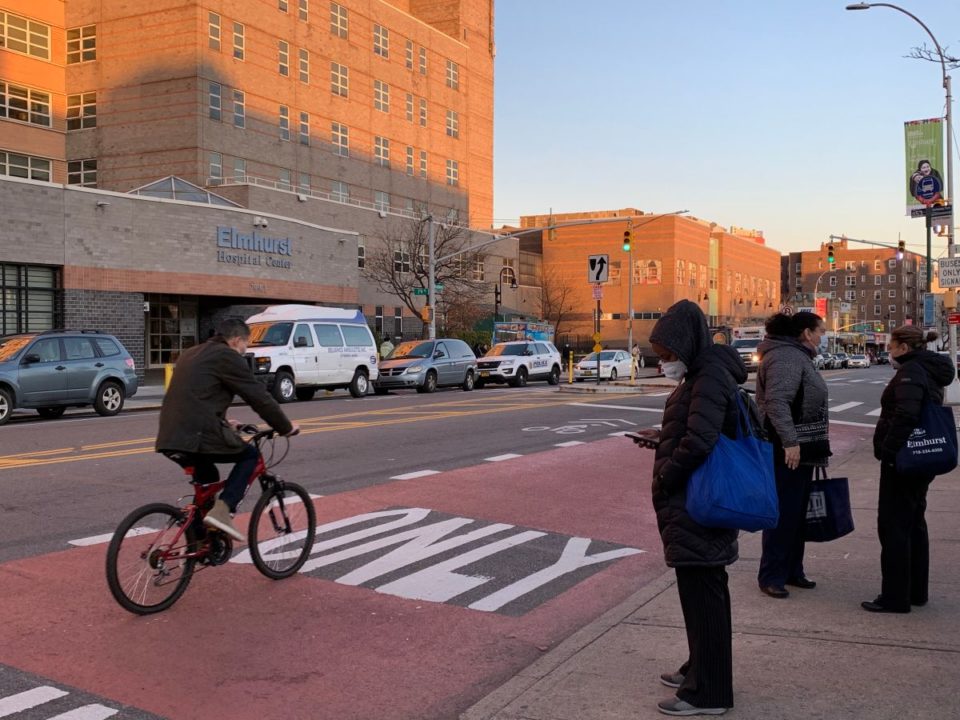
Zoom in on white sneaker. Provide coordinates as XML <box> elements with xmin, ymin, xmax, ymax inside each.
<box><xmin>203</xmin><ymin>499</ymin><xmax>244</xmax><ymax>542</ymax></box>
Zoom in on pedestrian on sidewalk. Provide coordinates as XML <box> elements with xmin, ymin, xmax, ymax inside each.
<box><xmin>864</xmin><ymin>326</ymin><xmax>955</xmax><ymax>613</ymax></box>
<box><xmin>755</xmin><ymin>311</ymin><xmax>830</xmax><ymax>599</ymax></box>
<box><xmin>637</xmin><ymin>299</ymin><xmax>746</xmax><ymax>716</ymax></box>
<box><xmin>379</xmin><ymin>336</ymin><xmax>395</xmax><ymax>360</ymax></box>
<box><xmin>631</xmin><ymin>343</ymin><xmax>640</xmax><ymax>376</ymax></box>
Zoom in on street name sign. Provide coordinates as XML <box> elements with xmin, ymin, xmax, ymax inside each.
<box><xmin>588</xmin><ymin>255</ymin><xmax>609</xmax><ymax>283</ymax></box>
<box><xmin>910</xmin><ymin>203</ymin><xmax>952</xmax><ymax>220</ymax></box>
<box><xmin>938</xmin><ymin>258</ymin><xmax>960</xmax><ymax>288</ymax></box>
<box><xmin>412</xmin><ymin>285</ymin><xmax>444</xmax><ymax>296</ymax></box>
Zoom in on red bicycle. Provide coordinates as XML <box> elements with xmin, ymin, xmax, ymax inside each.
<box><xmin>105</xmin><ymin>426</ymin><xmax>316</xmax><ymax>615</ymax></box>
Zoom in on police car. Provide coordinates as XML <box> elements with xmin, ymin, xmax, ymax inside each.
<box><xmin>475</xmin><ymin>341</ymin><xmax>562</xmax><ymax>388</ymax></box>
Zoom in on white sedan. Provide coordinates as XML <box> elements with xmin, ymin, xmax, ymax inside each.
<box><xmin>847</xmin><ymin>354</ymin><xmax>870</xmax><ymax>369</ymax></box>
<box><xmin>574</xmin><ymin>350</ymin><xmax>632</xmax><ymax>381</ymax></box>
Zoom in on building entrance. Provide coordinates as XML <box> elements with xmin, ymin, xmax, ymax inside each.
<box><xmin>146</xmin><ymin>294</ymin><xmax>198</xmax><ymax>367</ymax></box>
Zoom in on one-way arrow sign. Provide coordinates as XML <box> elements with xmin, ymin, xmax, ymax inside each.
<box><xmin>588</xmin><ymin>254</ymin><xmax>609</xmax><ymax>283</ymax></box>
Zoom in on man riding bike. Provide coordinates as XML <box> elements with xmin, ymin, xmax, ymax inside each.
<box><xmin>156</xmin><ymin>318</ymin><xmax>299</xmax><ymax>541</ymax></box>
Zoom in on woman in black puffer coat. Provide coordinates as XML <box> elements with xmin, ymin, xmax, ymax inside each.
<box><xmin>640</xmin><ymin>300</ymin><xmax>747</xmax><ymax>716</ymax></box>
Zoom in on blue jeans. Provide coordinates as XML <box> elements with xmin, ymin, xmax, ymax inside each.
<box><xmin>758</xmin><ymin>462</ymin><xmax>814</xmax><ymax>587</ymax></box>
<box><xmin>171</xmin><ymin>444</ymin><xmax>260</xmax><ymax>512</ymax></box>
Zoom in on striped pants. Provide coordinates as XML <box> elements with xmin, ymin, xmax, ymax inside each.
<box><xmin>674</xmin><ymin>566</ymin><xmax>734</xmax><ymax>709</ymax></box>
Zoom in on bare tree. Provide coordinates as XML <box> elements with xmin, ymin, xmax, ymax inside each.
<box><xmin>363</xmin><ymin>216</ymin><xmax>489</xmax><ymax>337</ymax></box>
<box><xmin>539</xmin><ymin>265</ymin><xmax>578</xmax><ymax>338</ymax></box>
<box><xmin>907</xmin><ymin>43</ymin><xmax>959</xmax><ymax>70</ymax></box>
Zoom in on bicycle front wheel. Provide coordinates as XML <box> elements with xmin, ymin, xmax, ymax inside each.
<box><xmin>105</xmin><ymin>503</ymin><xmax>197</xmax><ymax>615</ymax></box>
<box><xmin>248</xmin><ymin>482</ymin><xmax>316</xmax><ymax>579</ymax></box>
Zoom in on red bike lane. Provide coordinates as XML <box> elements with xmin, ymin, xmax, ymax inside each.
<box><xmin>0</xmin><ymin>428</ymin><xmax>864</xmax><ymax>720</ymax></box>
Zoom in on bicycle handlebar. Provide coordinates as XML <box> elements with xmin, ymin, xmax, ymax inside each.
<box><xmin>239</xmin><ymin>425</ymin><xmax>299</xmax><ymax>440</ymax></box>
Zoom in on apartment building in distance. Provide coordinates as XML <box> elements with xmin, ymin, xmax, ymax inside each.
<box><xmin>0</xmin><ymin>0</ymin><xmax>509</xmax><ymax>373</ymax></box>
<box><xmin>516</xmin><ymin>209</ymin><xmax>782</xmax><ymax>349</ymax></box>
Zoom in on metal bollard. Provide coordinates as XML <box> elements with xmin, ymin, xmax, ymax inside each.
<box><xmin>164</xmin><ymin>363</ymin><xmax>174</xmax><ymax>390</ymax></box>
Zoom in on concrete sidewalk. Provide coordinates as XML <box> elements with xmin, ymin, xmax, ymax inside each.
<box><xmin>461</xmin><ymin>424</ymin><xmax>960</xmax><ymax>720</ymax></box>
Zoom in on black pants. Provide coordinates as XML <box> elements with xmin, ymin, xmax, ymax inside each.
<box><xmin>167</xmin><ymin>444</ymin><xmax>260</xmax><ymax>512</ymax></box>
<box><xmin>758</xmin><ymin>462</ymin><xmax>814</xmax><ymax>588</ymax></box>
<box><xmin>675</xmin><ymin>566</ymin><xmax>734</xmax><ymax>709</ymax></box>
<box><xmin>877</xmin><ymin>463</ymin><xmax>933</xmax><ymax>610</ymax></box>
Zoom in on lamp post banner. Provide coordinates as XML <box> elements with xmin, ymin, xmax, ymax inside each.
<box><xmin>904</xmin><ymin>118</ymin><xmax>945</xmax><ymax>214</ymax></box>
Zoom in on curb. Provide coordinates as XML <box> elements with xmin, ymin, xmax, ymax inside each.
<box><xmin>557</xmin><ymin>379</ymin><xmax>676</xmax><ymax>394</ymax></box>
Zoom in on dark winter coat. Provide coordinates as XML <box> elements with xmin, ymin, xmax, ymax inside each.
<box><xmin>873</xmin><ymin>349</ymin><xmax>956</xmax><ymax>464</ymax></box>
<box><xmin>649</xmin><ymin>300</ymin><xmax>746</xmax><ymax>568</ymax></box>
<box><xmin>156</xmin><ymin>336</ymin><xmax>292</xmax><ymax>455</ymax></box>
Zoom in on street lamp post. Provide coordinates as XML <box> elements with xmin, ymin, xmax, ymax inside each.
<box><xmin>493</xmin><ymin>266</ymin><xmax>518</xmax><ymax>323</ymax></box>
<box><xmin>847</xmin><ymin>1</ymin><xmax>958</xmax><ymax>399</ymax></box>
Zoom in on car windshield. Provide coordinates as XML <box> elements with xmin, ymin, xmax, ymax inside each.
<box><xmin>388</xmin><ymin>341</ymin><xmax>434</xmax><ymax>359</ymax></box>
<box><xmin>489</xmin><ymin>344</ymin><xmax>525</xmax><ymax>357</ymax></box>
<box><xmin>731</xmin><ymin>339</ymin><xmax>759</xmax><ymax>348</ymax></box>
<box><xmin>248</xmin><ymin>322</ymin><xmax>293</xmax><ymax>347</ymax></box>
<box><xmin>582</xmin><ymin>351</ymin><xmax>617</xmax><ymax>362</ymax></box>
<box><xmin>0</xmin><ymin>334</ymin><xmax>35</xmax><ymax>362</ymax></box>
<box><xmin>851</xmin><ymin>355</ymin><xmax>866</xmax><ymax>360</ymax></box>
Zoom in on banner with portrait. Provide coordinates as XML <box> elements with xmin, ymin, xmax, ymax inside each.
<box><xmin>904</xmin><ymin>118</ymin><xmax>944</xmax><ymax>215</ymax></box>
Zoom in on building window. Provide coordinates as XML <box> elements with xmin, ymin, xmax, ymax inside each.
<box><xmin>331</xmin><ymin>62</ymin><xmax>348</xmax><ymax>96</ymax></box>
<box><xmin>394</xmin><ymin>307</ymin><xmax>403</xmax><ymax>336</ymax></box>
<box><xmin>405</xmin><ymin>93</ymin><xmax>414</xmax><ymax>122</ymax></box>
<box><xmin>844</xmin><ymin>275</ymin><xmax>856</xmax><ymax>286</ymax></box>
<box><xmin>232</xmin><ymin>22</ymin><xmax>244</xmax><ymax>60</ymax></box>
<box><xmin>888</xmin><ymin>258</ymin><xmax>897</xmax><ymax>268</ymax></box>
<box><xmin>233</xmin><ymin>157</ymin><xmax>246</xmax><ymax>181</ymax></box>
<box><xmin>889</xmin><ymin>305</ymin><xmax>897</xmax><ymax>314</ymax></box>
<box><xmin>208</xmin><ymin>82</ymin><xmax>221</xmax><ymax>120</ymax></box>
<box><xmin>372</xmin><ymin>304</ymin><xmax>382</xmax><ymax>334</ymax></box>
<box><xmin>845</xmin><ymin>261</ymin><xmax>856</xmax><ymax>270</ymax></box>
<box><xmin>331</xmin><ymin>180</ymin><xmax>349</xmax><ymax>202</ymax></box>
<box><xmin>0</xmin><ymin>12</ymin><xmax>50</xmax><ymax>60</ymax></box>
<box><xmin>374</xmin><ymin>24</ymin><xmax>389</xmax><ymax>58</ymax></box>
<box><xmin>473</xmin><ymin>256</ymin><xmax>485</xmax><ymax>281</ymax></box>
<box><xmin>873</xmin><ymin>290</ymin><xmax>881</xmax><ymax>300</ymax></box>
<box><xmin>67</xmin><ymin>158</ymin><xmax>97</xmax><ymax>187</ymax></box>
<box><xmin>299</xmin><ymin>111</ymin><xmax>309</xmax><ymax>145</ymax></box>
<box><xmin>209</xmin><ymin>152</ymin><xmax>222</xmax><ymax>183</ymax></box>
<box><xmin>1</xmin><ymin>82</ymin><xmax>52</xmax><ymax>127</ymax></box>
<box><xmin>299</xmin><ymin>48</ymin><xmax>309</xmax><ymax>83</ymax></box>
<box><xmin>279</xmin><ymin>0</ymin><xmax>288</xmax><ymax>11</ymax></box>
<box><xmin>330</xmin><ymin>2</ymin><xmax>348</xmax><ymax>37</ymax></box>
<box><xmin>889</xmin><ymin>289</ymin><xmax>897</xmax><ymax>298</ymax></box>
<box><xmin>873</xmin><ymin>305</ymin><xmax>881</xmax><ymax>315</ymax></box>
<box><xmin>279</xmin><ymin>105</ymin><xmax>290</xmax><ymax>140</ymax></box>
<box><xmin>405</xmin><ymin>40</ymin><xmax>413</xmax><ymax>69</ymax></box>
<box><xmin>887</xmin><ymin>274</ymin><xmax>896</xmax><ymax>283</ymax></box>
<box><xmin>829</xmin><ymin>276</ymin><xmax>837</xmax><ymax>287</ymax></box>
<box><xmin>445</xmin><ymin>109</ymin><xmax>459</xmax><ymax>138</ymax></box>
<box><xmin>445</xmin><ymin>59</ymin><xmax>459</xmax><ymax>90</ymax></box>
<box><xmin>331</xmin><ymin>122</ymin><xmax>348</xmax><ymax>156</ymax></box>
<box><xmin>394</xmin><ymin>250</ymin><xmax>411</xmax><ymax>274</ymax></box>
<box><xmin>298</xmin><ymin>172</ymin><xmax>310</xmax><ymax>192</ymax></box>
<box><xmin>0</xmin><ymin>263</ymin><xmax>60</xmax><ymax>335</ymax></box>
<box><xmin>873</xmin><ymin>275</ymin><xmax>881</xmax><ymax>285</ymax></box>
<box><xmin>279</xmin><ymin>168</ymin><xmax>291</xmax><ymax>190</ymax></box>
<box><xmin>418</xmin><ymin>46</ymin><xmax>427</xmax><ymax>75</ymax></box>
<box><xmin>208</xmin><ymin>12</ymin><xmax>220</xmax><ymax>50</ymax></box>
<box><xmin>233</xmin><ymin>89</ymin><xmax>245</xmax><ymax>128</ymax></box>
<box><xmin>0</xmin><ymin>152</ymin><xmax>51</xmax><ymax>181</ymax></box>
<box><xmin>419</xmin><ymin>150</ymin><xmax>427</xmax><ymax>178</ymax></box>
<box><xmin>298</xmin><ymin>0</ymin><xmax>309</xmax><ymax>21</ymax></box>
<box><xmin>358</xmin><ymin>241</ymin><xmax>367</xmax><ymax>272</ymax></box>
<box><xmin>406</xmin><ymin>146</ymin><xmax>414</xmax><ymax>176</ymax></box>
<box><xmin>66</xmin><ymin>25</ymin><xmax>96</xmax><ymax>63</ymax></box>
<box><xmin>845</xmin><ymin>290</ymin><xmax>855</xmax><ymax>300</ymax></box>
<box><xmin>446</xmin><ymin>159</ymin><xmax>459</xmax><ymax>186</ymax></box>
<box><xmin>374</xmin><ymin>80</ymin><xmax>389</xmax><ymax>112</ymax></box>
<box><xmin>419</xmin><ymin>98</ymin><xmax>427</xmax><ymax>126</ymax></box>
<box><xmin>66</xmin><ymin>92</ymin><xmax>96</xmax><ymax>130</ymax></box>
<box><xmin>375</xmin><ymin>136</ymin><xmax>389</xmax><ymax>167</ymax></box>
<box><xmin>374</xmin><ymin>191</ymin><xmax>389</xmax><ymax>213</ymax></box>
<box><xmin>278</xmin><ymin>40</ymin><xmax>289</xmax><ymax>76</ymax></box>
<box><xmin>874</xmin><ymin>259</ymin><xmax>881</xmax><ymax>270</ymax></box>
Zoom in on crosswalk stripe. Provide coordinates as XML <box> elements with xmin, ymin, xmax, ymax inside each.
<box><xmin>47</xmin><ymin>705</ymin><xmax>119</xmax><ymax>720</ymax></box>
<box><xmin>0</xmin><ymin>687</ymin><xmax>68</xmax><ymax>717</ymax></box>
<box><xmin>830</xmin><ymin>402</ymin><xmax>864</xmax><ymax>412</ymax></box>
<box><xmin>866</xmin><ymin>407</ymin><xmax>883</xmax><ymax>416</ymax></box>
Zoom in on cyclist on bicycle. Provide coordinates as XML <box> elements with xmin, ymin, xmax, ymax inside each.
<box><xmin>155</xmin><ymin>318</ymin><xmax>299</xmax><ymax>541</ymax></box>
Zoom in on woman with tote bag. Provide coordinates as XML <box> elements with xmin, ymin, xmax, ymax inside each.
<box><xmin>864</xmin><ymin>326</ymin><xmax>956</xmax><ymax>613</ymax></box>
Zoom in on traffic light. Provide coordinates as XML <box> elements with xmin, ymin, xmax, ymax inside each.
<box><xmin>875</xmin><ymin>323</ymin><xmax>884</xmax><ymax>331</ymax></box>
<box><xmin>897</xmin><ymin>239</ymin><xmax>905</xmax><ymax>260</ymax></box>
<box><xmin>622</xmin><ymin>229</ymin><xmax>632</xmax><ymax>252</ymax></box>
<box><xmin>827</xmin><ymin>244</ymin><xmax>835</xmax><ymax>265</ymax></box>
<box><xmin>420</xmin><ymin>305</ymin><xmax>432</xmax><ymax>323</ymax></box>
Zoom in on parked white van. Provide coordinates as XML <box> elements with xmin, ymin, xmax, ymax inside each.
<box><xmin>244</xmin><ymin>305</ymin><xmax>379</xmax><ymax>401</ymax></box>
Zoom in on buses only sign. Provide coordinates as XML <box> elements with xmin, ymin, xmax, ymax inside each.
<box><xmin>938</xmin><ymin>258</ymin><xmax>960</xmax><ymax>288</ymax></box>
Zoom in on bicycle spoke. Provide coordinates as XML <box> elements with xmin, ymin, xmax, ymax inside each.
<box><xmin>248</xmin><ymin>484</ymin><xmax>316</xmax><ymax>579</ymax></box>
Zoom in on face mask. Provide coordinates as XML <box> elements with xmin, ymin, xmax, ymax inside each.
<box><xmin>661</xmin><ymin>360</ymin><xmax>687</xmax><ymax>381</ymax></box>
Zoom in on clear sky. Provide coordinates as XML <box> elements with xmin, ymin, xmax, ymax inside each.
<box><xmin>492</xmin><ymin>0</ymin><xmax>960</xmax><ymax>259</ymax></box>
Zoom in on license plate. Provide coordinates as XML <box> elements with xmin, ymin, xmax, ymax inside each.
<box><xmin>480</xmin><ymin>371</ymin><xmax>490</xmax><ymax>377</ymax></box>
<box><xmin>582</xmin><ymin>370</ymin><xmax>593</xmax><ymax>375</ymax></box>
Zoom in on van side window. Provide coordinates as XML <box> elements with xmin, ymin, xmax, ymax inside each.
<box><xmin>340</xmin><ymin>325</ymin><xmax>372</xmax><ymax>347</ymax></box>
<box><xmin>30</xmin><ymin>338</ymin><xmax>62</xmax><ymax>363</ymax></box>
<box><xmin>293</xmin><ymin>323</ymin><xmax>314</xmax><ymax>347</ymax></box>
<box><xmin>64</xmin><ymin>337</ymin><xmax>97</xmax><ymax>360</ymax></box>
<box><xmin>313</xmin><ymin>323</ymin><xmax>343</xmax><ymax>347</ymax></box>
<box><xmin>435</xmin><ymin>341</ymin><xmax>448</xmax><ymax>357</ymax></box>
<box><xmin>455</xmin><ymin>340</ymin><xmax>471</xmax><ymax>357</ymax></box>
<box><xmin>534</xmin><ymin>343</ymin><xmax>548</xmax><ymax>355</ymax></box>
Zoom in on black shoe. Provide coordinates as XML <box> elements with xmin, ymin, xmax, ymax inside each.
<box><xmin>760</xmin><ymin>585</ymin><xmax>789</xmax><ymax>599</ymax></box>
<box><xmin>786</xmin><ymin>576</ymin><xmax>816</xmax><ymax>589</ymax></box>
<box><xmin>861</xmin><ymin>599</ymin><xmax>910</xmax><ymax>614</ymax></box>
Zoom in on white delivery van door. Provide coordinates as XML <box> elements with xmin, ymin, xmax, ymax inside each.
<box><xmin>312</xmin><ymin>323</ymin><xmax>344</xmax><ymax>384</ymax></box>
<box><xmin>291</xmin><ymin>323</ymin><xmax>319</xmax><ymax>385</ymax></box>
<box><xmin>339</xmin><ymin>324</ymin><xmax>375</xmax><ymax>383</ymax></box>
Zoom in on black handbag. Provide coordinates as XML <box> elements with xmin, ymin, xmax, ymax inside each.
<box><xmin>804</xmin><ymin>467</ymin><xmax>854</xmax><ymax>542</ymax></box>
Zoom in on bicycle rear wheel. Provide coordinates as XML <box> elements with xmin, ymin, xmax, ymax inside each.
<box><xmin>247</xmin><ymin>482</ymin><xmax>316</xmax><ymax>579</ymax></box>
<box><xmin>105</xmin><ymin>503</ymin><xmax>197</xmax><ymax>615</ymax></box>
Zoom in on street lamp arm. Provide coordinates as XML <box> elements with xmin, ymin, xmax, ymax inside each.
<box><xmin>846</xmin><ymin>3</ymin><xmax>947</xmax><ymax>84</ymax></box>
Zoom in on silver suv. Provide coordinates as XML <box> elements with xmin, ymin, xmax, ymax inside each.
<box><xmin>0</xmin><ymin>330</ymin><xmax>139</xmax><ymax>425</ymax></box>
<box><xmin>375</xmin><ymin>338</ymin><xmax>477</xmax><ymax>393</ymax></box>
<box><xmin>476</xmin><ymin>341</ymin><xmax>562</xmax><ymax>387</ymax></box>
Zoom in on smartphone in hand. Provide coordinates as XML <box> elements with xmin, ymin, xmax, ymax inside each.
<box><xmin>625</xmin><ymin>431</ymin><xmax>660</xmax><ymax>450</ymax></box>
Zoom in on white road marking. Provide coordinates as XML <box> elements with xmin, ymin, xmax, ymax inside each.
<box><xmin>485</xmin><ymin>454</ymin><xmax>522</xmax><ymax>462</ymax></box>
<box><xmin>555</xmin><ymin>441</ymin><xmax>585</xmax><ymax>447</ymax></box>
<box><xmin>567</xmin><ymin>402</ymin><xmax>663</xmax><ymax>412</ymax></box>
<box><xmin>831</xmin><ymin>419</ymin><xmax>877</xmax><ymax>428</ymax></box>
<box><xmin>48</xmin><ymin>705</ymin><xmax>119</xmax><ymax>720</ymax></box>
<box><xmin>829</xmin><ymin>402</ymin><xmax>864</xmax><ymax>413</ymax></box>
<box><xmin>870</xmin><ymin>380</ymin><xmax>886</xmax><ymax>384</ymax></box>
<box><xmin>608</xmin><ymin>431</ymin><xmax>633</xmax><ymax>437</ymax></box>
<box><xmin>390</xmin><ymin>470</ymin><xmax>441</xmax><ymax>480</ymax></box>
<box><xmin>69</xmin><ymin>526</ymin><xmax>157</xmax><ymax>547</ymax></box>
<box><xmin>0</xmin><ymin>687</ymin><xmax>68</xmax><ymax>717</ymax></box>
<box><xmin>646</xmin><ymin>391</ymin><xmax>672</xmax><ymax>396</ymax></box>
<box><xmin>866</xmin><ymin>407</ymin><xmax>883</xmax><ymax>416</ymax></box>
<box><xmin>848</xmin><ymin>379</ymin><xmax>867</xmax><ymax>383</ymax></box>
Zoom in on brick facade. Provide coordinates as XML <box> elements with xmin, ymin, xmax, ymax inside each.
<box><xmin>62</xmin><ymin>289</ymin><xmax>146</xmax><ymax>377</ymax></box>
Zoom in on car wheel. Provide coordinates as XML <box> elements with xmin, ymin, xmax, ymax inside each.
<box><xmin>94</xmin><ymin>380</ymin><xmax>125</xmax><ymax>416</ymax></box>
<box><xmin>609</xmin><ymin>368</ymin><xmax>618</xmax><ymax>381</ymax></box>
<box><xmin>349</xmin><ymin>370</ymin><xmax>369</xmax><ymax>398</ymax></box>
<box><xmin>417</xmin><ymin>370</ymin><xmax>438</xmax><ymax>394</ymax></box>
<box><xmin>462</xmin><ymin>370</ymin><xmax>475</xmax><ymax>391</ymax></box>
<box><xmin>295</xmin><ymin>388</ymin><xmax>316</xmax><ymax>402</ymax></box>
<box><xmin>510</xmin><ymin>367</ymin><xmax>528</xmax><ymax>388</ymax></box>
<box><xmin>272</xmin><ymin>371</ymin><xmax>296</xmax><ymax>403</ymax></box>
<box><xmin>37</xmin><ymin>407</ymin><xmax>67</xmax><ymax>419</ymax></box>
<box><xmin>0</xmin><ymin>388</ymin><xmax>12</xmax><ymax>426</ymax></box>
<box><xmin>547</xmin><ymin>366</ymin><xmax>561</xmax><ymax>385</ymax></box>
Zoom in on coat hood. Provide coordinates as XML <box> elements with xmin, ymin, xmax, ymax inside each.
<box><xmin>649</xmin><ymin>300</ymin><xmax>710</xmax><ymax>366</ymax></box>
<box><xmin>903</xmin><ymin>349</ymin><xmax>956</xmax><ymax>387</ymax></box>
<box><xmin>692</xmin><ymin>343</ymin><xmax>748</xmax><ymax>385</ymax></box>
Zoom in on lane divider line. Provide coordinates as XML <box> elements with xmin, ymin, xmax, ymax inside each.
<box><xmin>485</xmin><ymin>454</ymin><xmax>522</xmax><ymax>462</ymax></box>
<box><xmin>389</xmin><ymin>470</ymin><xmax>441</xmax><ymax>480</ymax></box>
<box><xmin>567</xmin><ymin>402</ymin><xmax>663</xmax><ymax>412</ymax></box>
<box><xmin>554</xmin><ymin>441</ymin><xmax>585</xmax><ymax>448</ymax></box>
